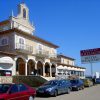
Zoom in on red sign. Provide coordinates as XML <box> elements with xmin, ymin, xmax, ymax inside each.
<box><xmin>80</xmin><ymin>48</ymin><xmax>100</xmax><ymax>56</ymax></box>
<box><xmin>80</xmin><ymin>48</ymin><xmax>100</xmax><ymax>63</ymax></box>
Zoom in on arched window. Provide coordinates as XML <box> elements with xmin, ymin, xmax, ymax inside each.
<box><xmin>23</xmin><ymin>8</ymin><xmax>26</xmax><ymax>18</ymax></box>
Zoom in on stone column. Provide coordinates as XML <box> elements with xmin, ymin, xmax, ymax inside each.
<box><xmin>50</xmin><ymin>65</ymin><xmax>52</xmax><ymax>77</ymax></box>
<box><xmin>43</xmin><ymin>64</ymin><xmax>45</xmax><ymax>76</ymax></box>
<box><xmin>12</xmin><ymin>58</ymin><xmax>17</xmax><ymax>76</ymax></box>
<box><xmin>25</xmin><ymin>60</ymin><xmax>28</xmax><ymax>76</ymax></box>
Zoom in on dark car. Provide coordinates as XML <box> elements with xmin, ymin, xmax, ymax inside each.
<box><xmin>0</xmin><ymin>83</ymin><xmax>36</xmax><ymax>100</ymax></box>
<box><xmin>70</xmin><ymin>79</ymin><xmax>84</xmax><ymax>91</ymax></box>
<box><xmin>37</xmin><ymin>79</ymin><xmax>72</xmax><ymax>97</ymax></box>
<box><xmin>95</xmin><ymin>78</ymin><xmax>100</xmax><ymax>84</ymax></box>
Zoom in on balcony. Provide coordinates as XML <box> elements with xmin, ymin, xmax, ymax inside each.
<box><xmin>35</xmin><ymin>50</ymin><xmax>50</xmax><ymax>58</ymax></box>
<box><xmin>15</xmin><ymin>43</ymin><xmax>33</xmax><ymax>54</ymax></box>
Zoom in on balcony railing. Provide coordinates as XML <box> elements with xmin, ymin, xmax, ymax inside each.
<box><xmin>35</xmin><ymin>50</ymin><xmax>49</xmax><ymax>58</ymax></box>
<box><xmin>15</xmin><ymin>43</ymin><xmax>33</xmax><ymax>53</ymax></box>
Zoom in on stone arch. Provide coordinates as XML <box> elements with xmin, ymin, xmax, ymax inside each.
<box><xmin>16</xmin><ymin>57</ymin><xmax>25</xmax><ymax>75</ymax></box>
<box><xmin>45</xmin><ymin>62</ymin><xmax>50</xmax><ymax>77</ymax></box>
<box><xmin>37</xmin><ymin>61</ymin><xmax>43</xmax><ymax>76</ymax></box>
<box><xmin>51</xmin><ymin>63</ymin><xmax>56</xmax><ymax>77</ymax></box>
<box><xmin>27</xmin><ymin>59</ymin><xmax>36</xmax><ymax>75</ymax></box>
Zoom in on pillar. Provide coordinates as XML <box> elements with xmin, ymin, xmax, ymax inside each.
<box><xmin>50</xmin><ymin>65</ymin><xmax>52</xmax><ymax>77</ymax></box>
<box><xmin>43</xmin><ymin>64</ymin><xmax>45</xmax><ymax>76</ymax></box>
<box><xmin>25</xmin><ymin>60</ymin><xmax>28</xmax><ymax>76</ymax></box>
<box><xmin>12</xmin><ymin>59</ymin><xmax>17</xmax><ymax>76</ymax></box>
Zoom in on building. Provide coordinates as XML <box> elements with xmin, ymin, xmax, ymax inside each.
<box><xmin>0</xmin><ymin>3</ymin><xmax>85</xmax><ymax>80</ymax></box>
<box><xmin>56</xmin><ymin>55</ymin><xmax>85</xmax><ymax>79</ymax></box>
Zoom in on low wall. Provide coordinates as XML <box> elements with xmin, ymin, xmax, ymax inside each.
<box><xmin>13</xmin><ymin>76</ymin><xmax>47</xmax><ymax>87</ymax></box>
<box><xmin>0</xmin><ymin>76</ymin><xmax>12</xmax><ymax>83</ymax></box>
<box><xmin>0</xmin><ymin>76</ymin><xmax>47</xmax><ymax>87</ymax></box>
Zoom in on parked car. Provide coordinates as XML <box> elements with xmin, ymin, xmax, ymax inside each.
<box><xmin>0</xmin><ymin>83</ymin><xmax>36</xmax><ymax>100</ymax></box>
<box><xmin>37</xmin><ymin>79</ymin><xmax>72</xmax><ymax>97</ymax></box>
<box><xmin>83</xmin><ymin>79</ymin><xmax>93</xmax><ymax>87</ymax></box>
<box><xmin>95</xmin><ymin>78</ymin><xmax>100</xmax><ymax>84</ymax></box>
<box><xmin>70</xmin><ymin>79</ymin><xmax>84</xmax><ymax>91</ymax></box>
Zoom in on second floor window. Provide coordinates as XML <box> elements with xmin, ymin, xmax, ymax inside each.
<box><xmin>0</xmin><ymin>37</ymin><xmax>8</xmax><ymax>46</ymax></box>
<box><xmin>19</xmin><ymin>38</ymin><xmax>25</xmax><ymax>44</ymax></box>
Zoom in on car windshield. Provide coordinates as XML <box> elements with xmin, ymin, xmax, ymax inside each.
<box><xmin>96</xmin><ymin>78</ymin><xmax>100</xmax><ymax>80</ymax></box>
<box><xmin>44</xmin><ymin>81</ymin><xmax>58</xmax><ymax>85</ymax></box>
<box><xmin>0</xmin><ymin>84</ymin><xmax>11</xmax><ymax>93</ymax></box>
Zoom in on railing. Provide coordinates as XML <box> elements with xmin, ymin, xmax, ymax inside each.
<box><xmin>35</xmin><ymin>50</ymin><xmax>49</xmax><ymax>58</ymax></box>
<box><xmin>49</xmin><ymin>53</ymin><xmax>57</xmax><ymax>58</ymax></box>
<box><xmin>15</xmin><ymin>43</ymin><xmax>33</xmax><ymax>53</ymax></box>
<box><xmin>35</xmin><ymin>50</ymin><xmax>58</xmax><ymax>59</ymax></box>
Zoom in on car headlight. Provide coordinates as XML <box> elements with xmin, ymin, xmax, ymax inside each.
<box><xmin>46</xmin><ymin>88</ymin><xmax>53</xmax><ymax>91</ymax></box>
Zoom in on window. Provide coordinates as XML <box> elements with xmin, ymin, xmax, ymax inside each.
<box><xmin>38</xmin><ymin>45</ymin><xmax>42</xmax><ymax>50</ymax></box>
<box><xmin>37</xmin><ymin>44</ymin><xmax>43</xmax><ymax>54</ymax></box>
<box><xmin>0</xmin><ymin>37</ymin><xmax>8</xmax><ymax>46</ymax></box>
<box><xmin>3</xmin><ymin>26</ymin><xmax>8</xmax><ymax>31</ymax></box>
<box><xmin>10</xmin><ymin>84</ymin><xmax>18</xmax><ymax>93</ymax></box>
<box><xmin>19</xmin><ymin>38</ymin><xmax>25</xmax><ymax>44</ymax></box>
<box><xmin>23</xmin><ymin>8</ymin><xmax>26</xmax><ymax>18</ymax></box>
<box><xmin>0</xmin><ymin>84</ymin><xmax>11</xmax><ymax>93</ymax></box>
<box><xmin>18</xmin><ymin>84</ymin><xmax>27</xmax><ymax>92</ymax></box>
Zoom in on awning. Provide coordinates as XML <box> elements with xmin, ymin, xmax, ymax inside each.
<box><xmin>0</xmin><ymin>57</ymin><xmax>13</xmax><ymax>65</ymax></box>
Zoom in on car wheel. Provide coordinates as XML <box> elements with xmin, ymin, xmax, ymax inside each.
<box><xmin>76</xmin><ymin>87</ymin><xmax>79</xmax><ymax>91</ymax></box>
<box><xmin>67</xmin><ymin>88</ymin><xmax>70</xmax><ymax>94</ymax></box>
<box><xmin>29</xmin><ymin>96</ymin><xmax>34</xmax><ymax>100</ymax></box>
<box><xmin>82</xmin><ymin>86</ymin><xmax>84</xmax><ymax>89</ymax></box>
<box><xmin>53</xmin><ymin>90</ymin><xmax>58</xmax><ymax>97</ymax></box>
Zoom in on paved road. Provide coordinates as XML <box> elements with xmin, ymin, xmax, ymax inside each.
<box><xmin>35</xmin><ymin>85</ymin><xmax>100</xmax><ymax>100</ymax></box>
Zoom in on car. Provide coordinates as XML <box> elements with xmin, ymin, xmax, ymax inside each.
<box><xmin>83</xmin><ymin>79</ymin><xmax>93</xmax><ymax>87</ymax></box>
<box><xmin>95</xmin><ymin>78</ymin><xmax>100</xmax><ymax>84</ymax></box>
<box><xmin>70</xmin><ymin>79</ymin><xmax>84</xmax><ymax>91</ymax></box>
<box><xmin>0</xmin><ymin>83</ymin><xmax>36</xmax><ymax>100</ymax></box>
<box><xmin>36</xmin><ymin>79</ymin><xmax>72</xmax><ymax>97</ymax></box>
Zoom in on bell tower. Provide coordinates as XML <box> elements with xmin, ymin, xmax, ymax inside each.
<box><xmin>17</xmin><ymin>3</ymin><xmax>29</xmax><ymax>20</ymax></box>
<box><xmin>9</xmin><ymin>3</ymin><xmax>35</xmax><ymax>34</ymax></box>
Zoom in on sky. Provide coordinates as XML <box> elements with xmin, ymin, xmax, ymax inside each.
<box><xmin>0</xmin><ymin>0</ymin><xmax>100</xmax><ymax>75</ymax></box>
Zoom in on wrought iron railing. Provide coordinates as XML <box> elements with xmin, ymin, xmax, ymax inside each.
<box><xmin>15</xmin><ymin>43</ymin><xmax>33</xmax><ymax>53</ymax></box>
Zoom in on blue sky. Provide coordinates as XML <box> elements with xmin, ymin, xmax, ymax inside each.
<box><xmin>0</xmin><ymin>0</ymin><xmax>100</xmax><ymax>75</ymax></box>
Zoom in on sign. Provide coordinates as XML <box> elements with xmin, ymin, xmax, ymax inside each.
<box><xmin>95</xmin><ymin>72</ymin><xmax>100</xmax><ymax>78</ymax></box>
<box><xmin>80</xmin><ymin>48</ymin><xmax>100</xmax><ymax>63</ymax></box>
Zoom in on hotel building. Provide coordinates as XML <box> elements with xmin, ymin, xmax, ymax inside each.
<box><xmin>0</xmin><ymin>3</ymin><xmax>85</xmax><ymax>80</ymax></box>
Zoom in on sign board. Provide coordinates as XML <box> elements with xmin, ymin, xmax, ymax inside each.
<box><xmin>80</xmin><ymin>48</ymin><xmax>100</xmax><ymax>63</ymax></box>
<box><xmin>95</xmin><ymin>72</ymin><xmax>100</xmax><ymax>78</ymax></box>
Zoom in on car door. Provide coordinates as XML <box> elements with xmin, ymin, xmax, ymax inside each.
<box><xmin>18</xmin><ymin>84</ymin><xmax>30</xmax><ymax>100</ymax></box>
<box><xmin>57</xmin><ymin>81</ymin><xmax>64</xmax><ymax>94</ymax></box>
<box><xmin>61</xmin><ymin>80</ymin><xmax>67</xmax><ymax>93</ymax></box>
<box><xmin>7</xmin><ymin>84</ymin><xmax>21</xmax><ymax>100</ymax></box>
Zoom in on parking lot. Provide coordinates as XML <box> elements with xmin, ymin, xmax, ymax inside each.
<box><xmin>36</xmin><ymin>85</ymin><xmax>100</xmax><ymax>100</ymax></box>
